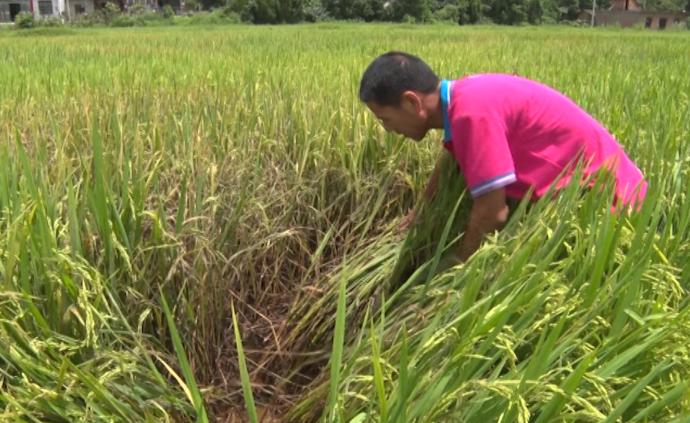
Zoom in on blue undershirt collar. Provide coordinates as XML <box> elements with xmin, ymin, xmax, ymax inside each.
<box><xmin>440</xmin><ymin>79</ymin><xmax>452</xmax><ymax>143</ymax></box>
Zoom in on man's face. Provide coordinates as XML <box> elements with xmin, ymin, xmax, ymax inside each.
<box><xmin>367</xmin><ymin>93</ymin><xmax>428</xmax><ymax>141</ymax></box>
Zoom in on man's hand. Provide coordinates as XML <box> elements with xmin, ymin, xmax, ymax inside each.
<box><xmin>432</xmin><ymin>189</ymin><xmax>509</xmax><ymax>275</ymax></box>
<box><xmin>398</xmin><ymin>152</ymin><xmax>448</xmax><ymax>235</ymax></box>
<box><xmin>424</xmin><ymin>152</ymin><xmax>446</xmax><ymax>202</ymax></box>
<box><xmin>436</xmin><ymin>250</ymin><xmax>463</xmax><ymax>274</ymax></box>
<box><xmin>398</xmin><ymin>208</ymin><xmax>417</xmax><ymax>234</ymax></box>
<box><xmin>455</xmin><ymin>188</ymin><xmax>510</xmax><ymax>262</ymax></box>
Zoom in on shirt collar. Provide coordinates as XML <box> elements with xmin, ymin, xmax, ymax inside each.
<box><xmin>440</xmin><ymin>79</ymin><xmax>452</xmax><ymax>143</ymax></box>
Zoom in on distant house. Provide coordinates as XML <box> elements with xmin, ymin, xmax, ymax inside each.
<box><xmin>581</xmin><ymin>0</ymin><xmax>689</xmax><ymax>29</ymax></box>
<box><xmin>1</xmin><ymin>0</ymin><xmax>177</xmax><ymax>22</ymax></box>
<box><xmin>0</xmin><ymin>0</ymin><xmax>31</xmax><ymax>21</ymax></box>
<box><xmin>0</xmin><ymin>0</ymin><xmax>96</xmax><ymax>22</ymax></box>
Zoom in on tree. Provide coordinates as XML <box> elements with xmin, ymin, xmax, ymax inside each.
<box><xmin>185</xmin><ymin>0</ymin><xmax>202</xmax><ymax>10</ymax></box>
<box><xmin>201</xmin><ymin>0</ymin><xmax>224</xmax><ymax>10</ymax></box>
<box><xmin>353</xmin><ymin>0</ymin><xmax>385</xmax><ymax>21</ymax></box>
<box><xmin>323</xmin><ymin>0</ymin><xmax>356</xmax><ymax>18</ymax></box>
<box><xmin>278</xmin><ymin>0</ymin><xmax>304</xmax><ymax>22</ymax></box>
<box><xmin>487</xmin><ymin>0</ymin><xmax>528</xmax><ymax>23</ymax></box>
<box><xmin>527</xmin><ymin>0</ymin><xmax>543</xmax><ymax>23</ymax></box>
<box><xmin>644</xmin><ymin>0</ymin><xmax>686</xmax><ymax>11</ymax></box>
<box><xmin>395</xmin><ymin>0</ymin><xmax>432</xmax><ymax>21</ymax></box>
<box><xmin>303</xmin><ymin>0</ymin><xmax>330</xmax><ymax>21</ymax></box>
<box><xmin>227</xmin><ymin>0</ymin><xmax>251</xmax><ymax>19</ymax></box>
<box><xmin>578</xmin><ymin>0</ymin><xmax>609</xmax><ymax>12</ymax></box>
<box><xmin>539</xmin><ymin>0</ymin><xmax>560</xmax><ymax>22</ymax></box>
<box><xmin>468</xmin><ymin>0</ymin><xmax>482</xmax><ymax>22</ymax></box>
<box><xmin>557</xmin><ymin>0</ymin><xmax>579</xmax><ymax>20</ymax></box>
<box><xmin>228</xmin><ymin>0</ymin><xmax>299</xmax><ymax>23</ymax></box>
<box><xmin>251</xmin><ymin>0</ymin><xmax>278</xmax><ymax>23</ymax></box>
<box><xmin>433</xmin><ymin>3</ymin><xmax>461</xmax><ymax>22</ymax></box>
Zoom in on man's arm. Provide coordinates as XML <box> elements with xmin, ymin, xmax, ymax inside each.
<box><xmin>443</xmin><ymin>188</ymin><xmax>510</xmax><ymax>266</ymax></box>
<box><xmin>425</xmin><ymin>151</ymin><xmax>447</xmax><ymax>201</ymax></box>
<box><xmin>400</xmin><ymin>151</ymin><xmax>448</xmax><ymax>231</ymax></box>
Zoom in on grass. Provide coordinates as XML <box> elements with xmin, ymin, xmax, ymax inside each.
<box><xmin>0</xmin><ymin>23</ymin><xmax>688</xmax><ymax>421</ymax></box>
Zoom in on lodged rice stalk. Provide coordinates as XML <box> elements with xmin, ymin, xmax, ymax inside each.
<box><xmin>285</xmin><ymin>152</ymin><xmax>472</xmax><ymax>420</ymax></box>
<box><xmin>388</xmin><ymin>152</ymin><xmax>471</xmax><ymax>290</ymax></box>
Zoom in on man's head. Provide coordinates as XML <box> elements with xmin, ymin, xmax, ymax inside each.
<box><xmin>359</xmin><ymin>52</ymin><xmax>440</xmax><ymax>141</ymax></box>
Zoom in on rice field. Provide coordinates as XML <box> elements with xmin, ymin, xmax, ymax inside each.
<box><xmin>0</xmin><ymin>23</ymin><xmax>689</xmax><ymax>422</ymax></box>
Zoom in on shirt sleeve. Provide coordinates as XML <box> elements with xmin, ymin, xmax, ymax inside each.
<box><xmin>449</xmin><ymin>112</ymin><xmax>517</xmax><ymax>198</ymax></box>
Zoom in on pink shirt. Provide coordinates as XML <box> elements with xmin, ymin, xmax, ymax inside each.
<box><xmin>441</xmin><ymin>74</ymin><xmax>646</xmax><ymax>206</ymax></box>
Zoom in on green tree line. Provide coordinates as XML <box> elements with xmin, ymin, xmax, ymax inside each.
<box><xmin>212</xmin><ymin>0</ymin><xmax>687</xmax><ymax>24</ymax></box>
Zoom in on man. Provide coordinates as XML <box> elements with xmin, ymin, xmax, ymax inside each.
<box><xmin>359</xmin><ymin>51</ymin><xmax>646</xmax><ymax>266</ymax></box>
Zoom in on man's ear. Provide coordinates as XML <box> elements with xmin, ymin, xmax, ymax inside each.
<box><xmin>401</xmin><ymin>91</ymin><xmax>424</xmax><ymax>114</ymax></box>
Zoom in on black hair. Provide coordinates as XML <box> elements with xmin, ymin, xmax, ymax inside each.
<box><xmin>359</xmin><ymin>51</ymin><xmax>440</xmax><ymax>107</ymax></box>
